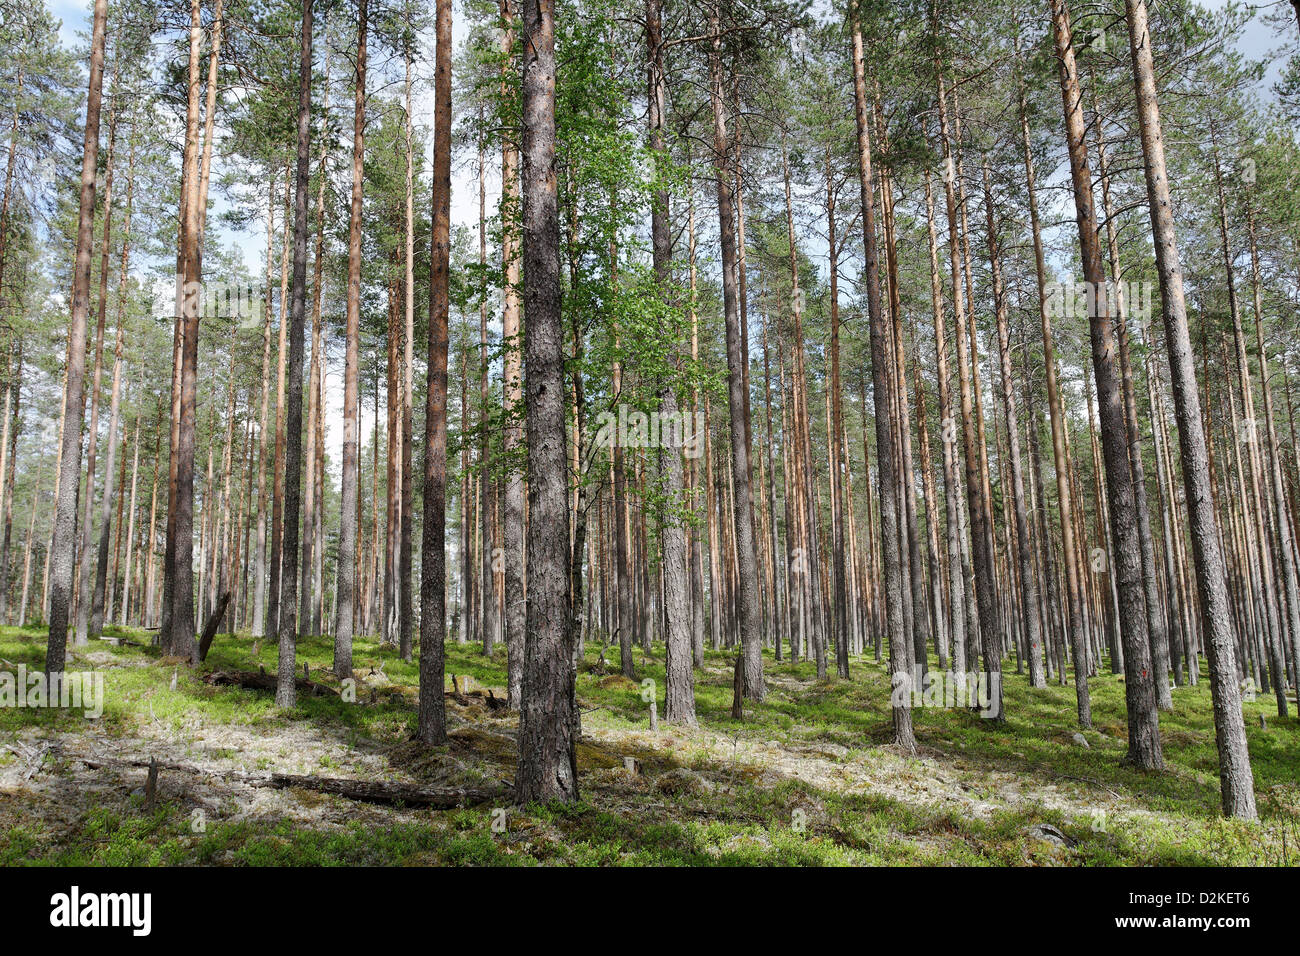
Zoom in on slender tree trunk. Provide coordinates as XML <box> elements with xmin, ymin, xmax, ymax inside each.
<box><xmin>18</xmin><ymin>459</ymin><xmax>42</xmax><ymax>628</ymax></box>
<box><xmin>500</xmin><ymin>0</ymin><xmax>525</xmax><ymax>702</ymax></box>
<box><xmin>90</xmin><ymin>129</ymin><xmax>137</xmax><ymax>639</ymax></box>
<box><xmin>983</xmin><ymin>161</ymin><xmax>1045</xmax><ymax>688</ymax></box>
<box><xmin>1051</xmin><ymin>0</ymin><xmax>1161</xmax><ymax>767</ymax></box>
<box><xmin>1015</xmin><ymin>57</ymin><xmax>1089</xmax><ymax>723</ymax></box>
<box><xmin>300</xmin><ymin>72</ymin><xmax>328</xmax><ymax>641</ymax></box>
<box><xmin>460</xmin><ymin>333</ymin><xmax>473</xmax><ymax>647</ymax></box>
<box><xmin>913</xmin><ymin>348</ymin><xmax>947</xmax><ymax>669</ymax></box>
<box><xmin>0</xmin><ymin>70</ymin><xmax>22</xmax><ymax>310</ymax></box>
<box><xmin>161</xmin><ymin>0</ymin><xmax>207</xmax><ymax>662</ymax></box>
<box><xmin>1095</xmin><ymin>103</ymin><xmax>1174</xmax><ymax>708</ymax></box>
<box><xmin>252</xmin><ymin>181</ymin><xmax>275</xmax><ymax>640</ymax></box>
<box><xmin>143</xmin><ymin>410</ymin><xmax>160</xmax><ymax>628</ymax></box>
<box><xmin>267</xmin><ymin>167</ymin><xmax>292</xmax><ymax>638</ymax></box>
<box><xmin>923</xmin><ymin>169</ymin><xmax>967</xmax><ymax>675</ymax></box>
<box><xmin>874</xmin><ymin>101</ymin><xmax>928</xmax><ymax>677</ymax></box>
<box><xmin>76</xmin><ymin>96</ymin><xmax>117</xmax><ymax>648</ymax></box>
<box><xmin>514</xmin><ymin>0</ymin><xmax>578</xmax><ymax>801</ymax></box>
<box><xmin>417</xmin><ymin>0</ymin><xmax>453</xmax><ymax>745</ymax></box>
<box><xmin>1248</xmin><ymin>205</ymin><xmax>1300</xmax><ymax>705</ymax></box>
<box><xmin>47</xmin><ymin>0</ymin><xmax>108</xmax><ymax>675</ymax></box>
<box><xmin>400</xmin><ymin>31</ymin><xmax>416</xmax><ymax>662</ymax></box>
<box><xmin>476</xmin><ymin>124</ymin><xmax>497</xmax><ymax>657</ymax></box>
<box><xmin>853</xmin><ymin>0</ymin><xmax>914</xmax><ymax>748</ymax></box>
<box><xmin>113</xmin><ymin>415</ymin><xmax>139</xmax><ymax>626</ymax></box>
<box><xmin>759</xmin><ymin>307</ymin><xmax>783</xmax><ymax>665</ymax></box>
<box><xmin>385</xmin><ymin>253</ymin><xmax>403</xmax><ymax>648</ymax></box>
<box><xmin>935</xmin><ymin>63</ymin><xmax>999</xmax><ymax>716</ymax></box>
<box><xmin>108</xmin><ymin>421</ymin><xmax>128</xmax><ymax>629</ymax></box>
<box><xmin>0</xmin><ymin>345</ymin><xmax>19</xmax><ymax>623</ymax></box>
<box><xmin>646</xmin><ymin>0</ymin><xmax>694</xmax><ymax>723</ymax></box>
<box><xmin>826</xmin><ymin>149</ymin><xmax>850</xmax><ymax>679</ymax></box>
<box><xmin>335</xmin><ymin>0</ymin><xmax>367</xmax><ymax>678</ymax></box>
<box><xmin>707</xmin><ymin>3</ymin><xmax>763</xmax><ymax>700</ymax></box>
<box><xmin>1212</xmin><ymin>149</ymin><xmax>1287</xmax><ymax>716</ymax></box>
<box><xmin>782</xmin><ymin>140</ymin><xmax>827</xmax><ymax>679</ymax></box>
<box><xmin>275</xmin><ymin>0</ymin><xmax>312</xmax><ymax>708</ymax></box>
<box><xmin>688</xmin><ymin>188</ymin><xmax>707</xmax><ymax>667</ymax></box>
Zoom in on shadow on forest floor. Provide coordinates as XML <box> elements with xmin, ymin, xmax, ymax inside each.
<box><xmin>1</xmin><ymin>623</ymin><xmax>1296</xmax><ymax>865</ymax></box>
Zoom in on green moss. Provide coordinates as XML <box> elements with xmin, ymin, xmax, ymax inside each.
<box><xmin>1</xmin><ymin>624</ymin><xmax>1294</xmax><ymax>865</ymax></box>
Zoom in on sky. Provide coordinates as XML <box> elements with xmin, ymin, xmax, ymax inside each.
<box><xmin>40</xmin><ymin>0</ymin><xmax>1295</xmax><ymax>465</ymax></box>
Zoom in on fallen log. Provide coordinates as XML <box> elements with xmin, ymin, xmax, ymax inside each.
<box><xmin>252</xmin><ymin>773</ymin><xmax>509</xmax><ymax>808</ymax></box>
<box><xmin>80</xmin><ymin>755</ymin><xmax>229</xmax><ymax>776</ymax></box>
<box><xmin>204</xmin><ymin>669</ymin><xmax>338</xmax><ymax>697</ymax></box>
<box><xmin>75</xmin><ymin>755</ymin><xmax>510</xmax><ymax>809</ymax></box>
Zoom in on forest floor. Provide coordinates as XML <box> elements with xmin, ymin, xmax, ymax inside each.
<box><xmin>1</xmin><ymin>622</ymin><xmax>1297</xmax><ymax>865</ymax></box>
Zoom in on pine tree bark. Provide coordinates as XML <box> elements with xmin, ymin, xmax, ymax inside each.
<box><xmin>935</xmin><ymin>65</ymin><xmax>999</xmax><ymax>715</ymax></box>
<box><xmin>90</xmin><ymin>127</ymin><xmax>137</xmax><ymax>640</ymax></box>
<box><xmin>1247</xmin><ymin>206</ymin><xmax>1300</xmax><ymax>706</ymax></box>
<box><xmin>923</xmin><ymin>168</ymin><xmax>967</xmax><ymax>675</ymax></box>
<box><xmin>852</xmin><ymin>0</ymin><xmax>914</xmax><ymax>749</ymax></box>
<box><xmin>76</xmin><ymin>95</ymin><xmax>117</xmax><ymax>648</ymax></box>
<box><xmin>18</xmin><ymin>458</ymin><xmax>41</xmax><ymax>627</ymax></box>
<box><xmin>515</xmin><ymin>0</ymin><xmax>579</xmax><ymax>800</ymax></box>
<box><xmin>646</xmin><ymin>0</ymin><xmax>694</xmax><ymax>724</ymax></box>
<box><xmin>399</xmin><ymin>32</ymin><xmax>416</xmax><ymax>662</ymax></box>
<box><xmin>500</xmin><ymin>0</ymin><xmax>525</xmax><ymax>702</ymax></box>
<box><xmin>335</xmin><ymin>0</ymin><xmax>367</xmax><ymax>678</ymax></box>
<box><xmin>301</xmin><ymin>68</ymin><xmax>329</xmax><ymax>641</ymax></box>
<box><xmin>253</xmin><ymin>180</ymin><xmax>274</xmax><ymax>640</ymax></box>
<box><xmin>46</xmin><ymin>0</ymin><xmax>108</xmax><ymax>675</ymax></box>
<box><xmin>267</xmin><ymin>169</ymin><xmax>292</xmax><ymax>638</ymax></box>
<box><xmin>1015</xmin><ymin>60</ymin><xmax>1090</xmax><ymax>723</ymax></box>
<box><xmin>781</xmin><ymin>139</ymin><xmax>827</xmax><ymax>679</ymax></box>
<box><xmin>117</xmin><ymin>415</ymin><xmax>139</xmax><ymax>627</ymax></box>
<box><xmin>385</xmin><ymin>250</ymin><xmax>403</xmax><ymax>649</ymax></box>
<box><xmin>162</xmin><ymin>0</ymin><xmax>206</xmax><ymax>663</ymax></box>
<box><xmin>1050</xmin><ymin>0</ymin><xmax>1161</xmax><ymax>768</ymax></box>
<box><xmin>826</xmin><ymin>148</ymin><xmax>850</xmax><ymax>679</ymax></box>
<box><xmin>417</xmin><ymin>0</ymin><xmax>453</xmax><ymax>746</ymax></box>
<box><xmin>275</xmin><ymin>0</ymin><xmax>312</xmax><ymax>709</ymax></box>
<box><xmin>1094</xmin><ymin>105</ymin><xmax>1174</xmax><ymax>709</ymax></box>
<box><xmin>707</xmin><ymin>3</ymin><xmax>763</xmax><ymax>700</ymax></box>
<box><xmin>0</xmin><ymin>347</ymin><xmax>18</xmax><ymax>622</ymax></box>
<box><xmin>688</xmin><ymin>193</ymin><xmax>708</xmax><ymax>667</ymax></box>
<box><xmin>982</xmin><ymin>161</ymin><xmax>1045</xmax><ymax>688</ymax></box>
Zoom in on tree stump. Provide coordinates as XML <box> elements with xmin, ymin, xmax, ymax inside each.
<box><xmin>143</xmin><ymin>758</ymin><xmax>158</xmax><ymax>809</ymax></box>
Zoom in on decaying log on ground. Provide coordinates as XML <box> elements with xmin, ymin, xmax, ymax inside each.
<box><xmin>203</xmin><ymin>668</ymin><xmax>338</xmax><ymax>697</ymax></box>
<box><xmin>73</xmin><ymin>754</ymin><xmax>509</xmax><ymax>809</ymax></box>
<box><xmin>252</xmin><ymin>773</ymin><xmax>509</xmax><ymax>808</ymax></box>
